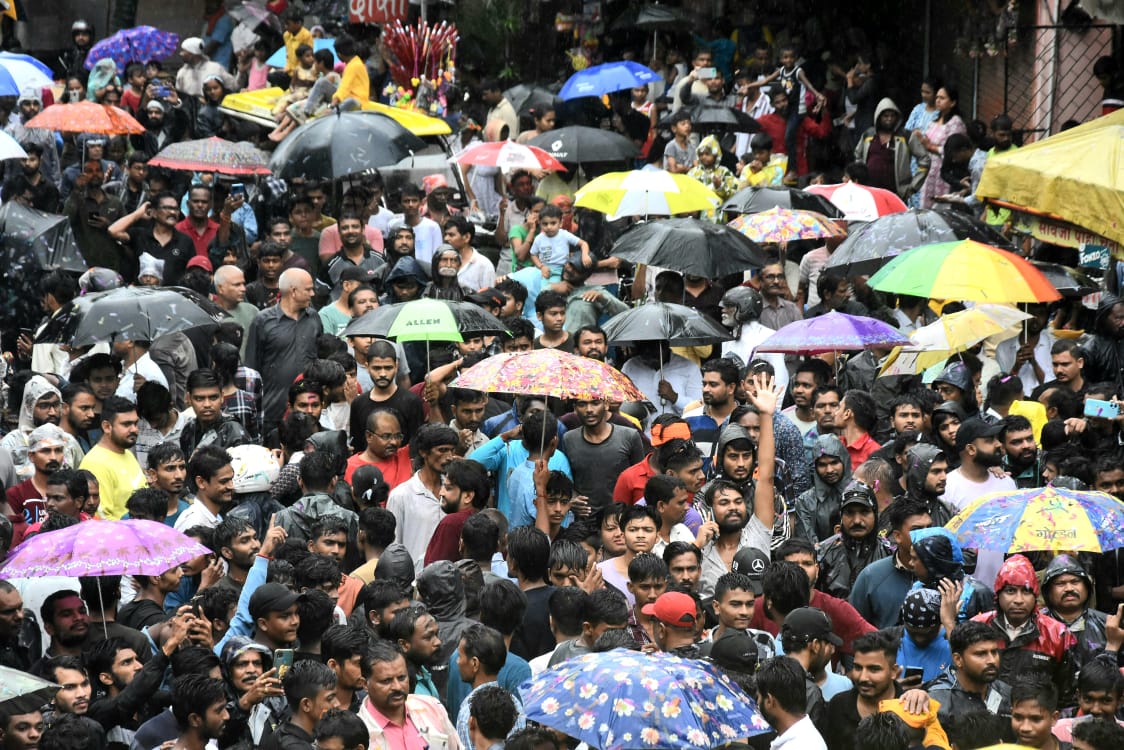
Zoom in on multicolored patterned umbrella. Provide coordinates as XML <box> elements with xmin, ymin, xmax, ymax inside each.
<box><xmin>575</xmin><ymin>170</ymin><xmax>720</xmax><ymax>218</ymax></box>
<box><xmin>454</xmin><ymin>141</ymin><xmax>568</xmax><ymax>172</ymax></box>
<box><xmin>85</xmin><ymin>26</ymin><xmax>181</xmax><ymax>75</ymax></box>
<box><xmin>1</xmin><ymin>519</ymin><xmax>212</xmax><ymax>578</ymax></box>
<box><xmin>559</xmin><ymin>60</ymin><xmax>661</xmax><ymax>100</ymax></box>
<box><xmin>450</xmin><ymin>349</ymin><xmax>646</xmax><ymax>402</ymax></box>
<box><xmin>945</xmin><ymin>486</ymin><xmax>1124</xmax><ymax>553</ymax></box>
<box><xmin>150</xmin><ymin>137</ymin><xmax>272</xmax><ymax>175</ymax></box>
<box><xmin>25</xmin><ymin>101</ymin><xmax>145</xmax><ymax>135</ymax></box>
<box><xmin>867</xmin><ymin>240</ymin><xmax>1061</xmax><ymax>303</ymax></box>
<box><xmin>754</xmin><ymin>311</ymin><xmax>910</xmax><ymax>355</ymax></box>
<box><xmin>805</xmin><ymin>182</ymin><xmax>908</xmax><ymax>222</ymax></box>
<box><xmin>522</xmin><ymin>649</ymin><xmax>770</xmax><ymax>750</ymax></box>
<box><xmin>728</xmin><ymin>206</ymin><xmax>846</xmax><ymax>243</ymax></box>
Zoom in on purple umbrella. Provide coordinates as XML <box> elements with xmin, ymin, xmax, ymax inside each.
<box><xmin>754</xmin><ymin>311</ymin><xmax>910</xmax><ymax>355</ymax></box>
<box><xmin>1</xmin><ymin>519</ymin><xmax>211</xmax><ymax>578</ymax></box>
<box><xmin>85</xmin><ymin>26</ymin><xmax>181</xmax><ymax>75</ymax></box>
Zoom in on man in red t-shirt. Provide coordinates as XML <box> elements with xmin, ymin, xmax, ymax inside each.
<box><xmin>6</xmin><ymin>425</ymin><xmax>69</xmax><ymax>545</ymax></box>
<box><xmin>345</xmin><ymin>409</ymin><xmax>413</xmax><ymax>490</ymax></box>
<box><xmin>751</xmin><ymin>538</ymin><xmax>875</xmax><ymax>657</ymax></box>
<box><xmin>424</xmin><ymin>459</ymin><xmax>488</xmax><ymax>566</ymax></box>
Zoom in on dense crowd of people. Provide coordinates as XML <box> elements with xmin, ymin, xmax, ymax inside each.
<box><xmin>1</xmin><ymin>3</ymin><xmax>1124</xmax><ymax>750</ymax></box>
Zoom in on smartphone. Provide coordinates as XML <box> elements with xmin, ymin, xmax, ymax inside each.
<box><xmin>231</xmin><ymin>183</ymin><xmax>246</xmax><ymax>198</ymax></box>
<box><xmin>904</xmin><ymin>666</ymin><xmax>925</xmax><ymax>681</ymax></box>
<box><xmin>189</xmin><ymin>594</ymin><xmax>204</xmax><ymax>618</ymax></box>
<box><xmin>697</xmin><ymin>67</ymin><xmax>717</xmax><ymax>80</ymax></box>
<box><xmin>1085</xmin><ymin>398</ymin><xmax>1120</xmax><ymax>419</ymax></box>
<box><xmin>273</xmin><ymin>648</ymin><xmax>295</xmax><ymax>679</ymax></box>
<box><xmin>18</xmin><ymin>328</ymin><xmax>32</xmax><ymax>339</ymax></box>
<box><xmin>155</xmin><ymin>85</ymin><xmax>171</xmax><ymax>98</ymax></box>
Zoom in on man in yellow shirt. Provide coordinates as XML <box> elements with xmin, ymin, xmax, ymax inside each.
<box><xmin>333</xmin><ymin>34</ymin><xmax>370</xmax><ymax>107</ymax></box>
<box><xmin>283</xmin><ymin>9</ymin><xmax>314</xmax><ymax>74</ymax></box>
<box><xmin>78</xmin><ymin>395</ymin><xmax>147</xmax><ymax>520</ymax></box>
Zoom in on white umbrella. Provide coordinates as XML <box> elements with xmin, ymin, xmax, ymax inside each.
<box><xmin>0</xmin><ymin>130</ymin><xmax>28</xmax><ymax>160</ymax></box>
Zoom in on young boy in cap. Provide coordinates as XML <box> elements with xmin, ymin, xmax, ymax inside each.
<box><xmin>642</xmin><ymin>590</ymin><xmax>700</xmax><ymax>657</ymax></box>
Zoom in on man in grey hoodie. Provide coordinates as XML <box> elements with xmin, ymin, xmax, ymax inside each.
<box><xmin>853</xmin><ymin>97</ymin><xmax>929</xmax><ymax>199</ymax></box>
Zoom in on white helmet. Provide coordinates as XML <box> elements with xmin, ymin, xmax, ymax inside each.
<box><xmin>227</xmin><ymin>444</ymin><xmax>280</xmax><ymax>493</ymax></box>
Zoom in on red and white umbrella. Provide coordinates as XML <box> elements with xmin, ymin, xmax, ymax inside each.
<box><xmin>806</xmin><ymin>182</ymin><xmax>907</xmax><ymax>222</ymax></box>
<box><xmin>454</xmin><ymin>141</ymin><xmax>568</xmax><ymax>172</ymax></box>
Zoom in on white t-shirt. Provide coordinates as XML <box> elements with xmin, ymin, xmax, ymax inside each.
<box><xmin>942</xmin><ymin>468</ymin><xmax>1016</xmax><ymax>587</ymax></box>
<box><xmin>116</xmin><ymin>353</ymin><xmax>169</xmax><ymax>401</ymax></box>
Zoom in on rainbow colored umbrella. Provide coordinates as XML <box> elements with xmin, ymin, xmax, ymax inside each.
<box><xmin>867</xmin><ymin>239</ymin><xmax>1061</xmax><ymax>303</ymax></box>
<box><xmin>727</xmin><ymin>206</ymin><xmax>845</xmax><ymax>243</ymax></box>
<box><xmin>946</xmin><ymin>485</ymin><xmax>1124</xmax><ymax>553</ymax></box>
<box><xmin>450</xmin><ymin>348</ymin><xmax>645</xmax><ymax>402</ymax></box>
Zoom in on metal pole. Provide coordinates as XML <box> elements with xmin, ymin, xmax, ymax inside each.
<box><xmin>922</xmin><ymin>0</ymin><xmax>931</xmax><ymax>79</ymax></box>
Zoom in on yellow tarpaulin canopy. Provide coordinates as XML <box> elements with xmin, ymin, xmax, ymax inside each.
<box><xmin>220</xmin><ymin>87</ymin><xmax>452</xmax><ymax>137</ymax></box>
<box><xmin>976</xmin><ymin>109</ymin><xmax>1124</xmax><ymax>247</ymax></box>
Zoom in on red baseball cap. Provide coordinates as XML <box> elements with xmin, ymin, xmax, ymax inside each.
<box><xmin>641</xmin><ymin>592</ymin><xmax>697</xmax><ymax>628</ymax></box>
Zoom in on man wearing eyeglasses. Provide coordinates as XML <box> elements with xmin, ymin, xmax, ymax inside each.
<box><xmin>107</xmin><ymin>192</ymin><xmax>195</xmax><ymax>285</ymax></box>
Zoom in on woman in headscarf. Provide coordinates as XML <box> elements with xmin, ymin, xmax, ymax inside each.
<box><xmin>196</xmin><ymin>75</ymin><xmax>231</xmax><ymax>138</ymax></box>
<box><xmin>86</xmin><ymin>58</ymin><xmax>120</xmax><ymax>101</ymax></box>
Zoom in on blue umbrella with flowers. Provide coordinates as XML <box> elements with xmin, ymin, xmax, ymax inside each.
<box><xmin>522</xmin><ymin>647</ymin><xmax>769</xmax><ymax>750</ymax></box>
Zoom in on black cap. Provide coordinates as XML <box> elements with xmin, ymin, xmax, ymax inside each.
<box><xmin>730</xmin><ymin>547</ymin><xmax>768</xmax><ymax>595</ymax></box>
<box><xmin>954</xmin><ymin>416</ymin><xmax>1003</xmax><ymax>453</ymax></box>
<box><xmin>781</xmin><ymin>607</ymin><xmax>843</xmax><ymax>647</ymax></box>
<box><xmin>467</xmin><ymin>287</ymin><xmax>505</xmax><ymax>308</ymax></box>
<box><xmin>709</xmin><ymin>631</ymin><xmax>759</xmax><ymax>673</ymax></box>
<box><xmin>339</xmin><ymin>265</ymin><xmax>376</xmax><ymax>283</ymax></box>
<box><xmin>248</xmin><ymin>582</ymin><xmax>303</xmax><ymax>621</ymax></box>
<box><xmin>840</xmin><ymin>480</ymin><xmax>876</xmax><ymax>510</ymax></box>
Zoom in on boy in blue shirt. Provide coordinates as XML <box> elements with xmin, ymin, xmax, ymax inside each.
<box><xmin>529</xmin><ymin>204</ymin><xmax>591</xmax><ymax>282</ymax></box>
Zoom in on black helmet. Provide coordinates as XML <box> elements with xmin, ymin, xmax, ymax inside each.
<box><xmin>720</xmin><ymin>286</ymin><xmax>763</xmax><ymax>325</ymax></box>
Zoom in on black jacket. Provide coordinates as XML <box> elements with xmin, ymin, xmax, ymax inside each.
<box><xmin>88</xmin><ymin>649</ymin><xmax>169</xmax><ymax>750</ymax></box>
<box><xmin>925</xmin><ymin>669</ymin><xmax>1011</xmax><ymax>725</ymax></box>
<box><xmin>1083</xmin><ymin>294</ymin><xmax>1124</xmax><ymax>390</ymax></box>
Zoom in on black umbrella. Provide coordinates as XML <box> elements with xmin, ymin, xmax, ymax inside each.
<box><xmin>36</xmin><ymin>286</ymin><xmax>230</xmax><ymax>347</ymax></box>
<box><xmin>503</xmin><ymin>84</ymin><xmax>559</xmax><ymax>115</ymax></box>
<box><xmin>602</xmin><ymin>302</ymin><xmax>732</xmax><ymax>347</ymax></box>
<box><xmin>824</xmin><ymin>209</ymin><xmax>1019</xmax><ymax>276</ymax></box>
<box><xmin>268</xmin><ymin>111</ymin><xmax>427</xmax><ymax>181</ymax></box>
<box><xmin>721</xmin><ymin>186</ymin><xmax>844</xmax><ymax>219</ymax></box>
<box><xmin>342</xmin><ymin>301</ymin><xmax>508</xmax><ymax>339</ymax></box>
<box><xmin>526</xmin><ymin>126</ymin><xmax>638</xmax><ymax>164</ymax></box>
<box><xmin>659</xmin><ymin>107</ymin><xmax>760</xmax><ymax>133</ymax></box>
<box><xmin>610</xmin><ymin>218</ymin><xmax>767</xmax><ymax>277</ymax></box>
<box><xmin>0</xmin><ymin>202</ymin><xmax>87</xmax><ymax>273</ymax></box>
<box><xmin>611</xmin><ymin>4</ymin><xmax>686</xmax><ymax>31</ymax></box>
<box><xmin>0</xmin><ymin>202</ymin><xmax>88</xmax><ymax>349</ymax></box>
<box><xmin>1031</xmin><ymin>261</ymin><xmax>1098</xmax><ymax>298</ymax></box>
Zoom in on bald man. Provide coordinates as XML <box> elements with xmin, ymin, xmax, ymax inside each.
<box><xmin>245</xmin><ymin>268</ymin><xmax>324</xmax><ymax>433</ymax></box>
<box><xmin>213</xmin><ymin>265</ymin><xmax>259</xmax><ymax>355</ymax></box>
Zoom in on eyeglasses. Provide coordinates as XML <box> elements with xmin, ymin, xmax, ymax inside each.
<box><xmin>367</xmin><ymin>432</ymin><xmax>404</xmax><ymax>442</ymax></box>
<box><xmin>761</xmin><ymin>273</ymin><xmax>785</xmax><ymax>281</ymax></box>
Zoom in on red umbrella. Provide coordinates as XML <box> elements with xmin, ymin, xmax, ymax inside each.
<box><xmin>806</xmin><ymin>182</ymin><xmax>907</xmax><ymax>222</ymax></box>
<box><xmin>25</xmin><ymin>101</ymin><xmax>144</xmax><ymax>135</ymax></box>
<box><xmin>454</xmin><ymin>141</ymin><xmax>568</xmax><ymax>172</ymax></box>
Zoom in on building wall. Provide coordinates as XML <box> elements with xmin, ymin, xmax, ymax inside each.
<box><xmin>19</xmin><ymin>0</ymin><xmax>205</xmax><ymax>58</ymax></box>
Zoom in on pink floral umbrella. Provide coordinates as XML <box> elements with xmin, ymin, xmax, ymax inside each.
<box><xmin>1</xmin><ymin>519</ymin><xmax>211</xmax><ymax>578</ymax></box>
<box><xmin>454</xmin><ymin>141</ymin><xmax>569</xmax><ymax>172</ymax></box>
<box><xmin>450</xmin><ymin>348</ymin><xmax>645</xmax><ymax>402</ymax></box>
